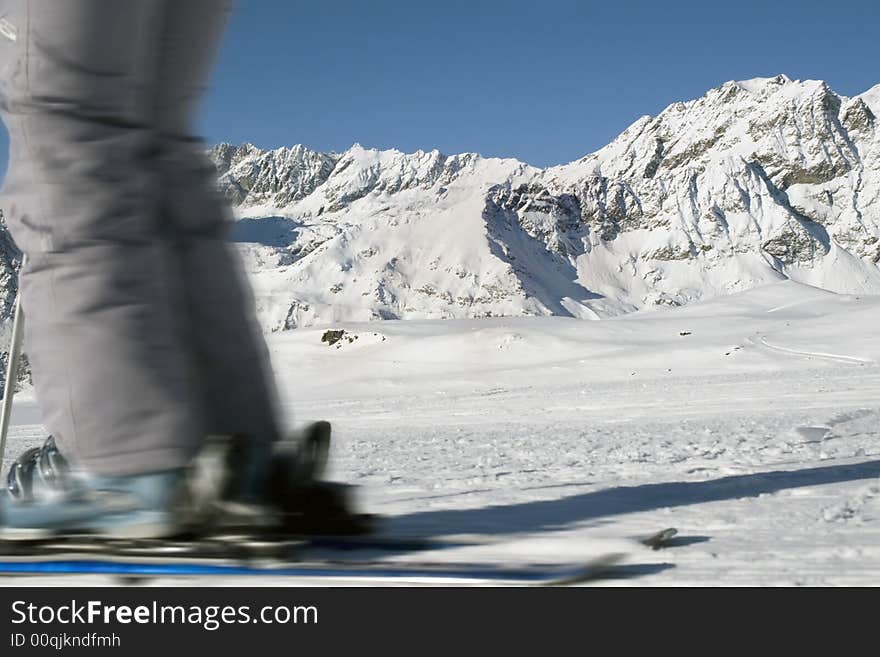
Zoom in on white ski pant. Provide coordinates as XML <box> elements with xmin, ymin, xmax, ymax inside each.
<box><xmin>0</xmin><ymin>0</ymin><xmax>282</xmax><ymax>475</ymax></box>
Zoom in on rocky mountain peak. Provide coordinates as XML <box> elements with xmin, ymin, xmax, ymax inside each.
<box><xmin>182</xmin><ymin>77</ymin><xmax>880</xmax><ymax>327</ymax></box>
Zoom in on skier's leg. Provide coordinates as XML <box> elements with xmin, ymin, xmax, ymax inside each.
<box><xmin>152</xmin><ymin>0</ymin><xmax>283</xmax><ymax>451</ymax></box>
<box><xmin>0</xmin><ymin>0</ymin><xmax>201</xmax><ymax>476</ymax></box>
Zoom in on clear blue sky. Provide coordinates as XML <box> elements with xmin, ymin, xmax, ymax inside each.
<box><xmin>1</xmin><ymin>0</ymin><xmax>878</xmax><ymax>180</ymax></box>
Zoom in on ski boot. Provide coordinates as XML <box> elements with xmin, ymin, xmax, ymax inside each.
<box><xmin>2</xmin><ymin>436</ymin><xmax>187</xmax><ymax>540</ymax></box>
<box><xmin>2</xmin><ymin>423</ymin><xmax>374</xmax><ymax>541</ymax></box>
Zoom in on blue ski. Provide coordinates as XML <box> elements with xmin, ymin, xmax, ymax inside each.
<box><xmin>0</xmin><ymin>553</ymin><xmax>623</xmax><ymax>585</ymax></box>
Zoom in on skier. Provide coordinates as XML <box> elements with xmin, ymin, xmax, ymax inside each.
<box><xmin>0</xmin><ymin>0</ymin><xmax>346</xmax><ymax>539</ymax></box>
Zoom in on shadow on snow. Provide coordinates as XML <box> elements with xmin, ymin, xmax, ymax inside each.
<box><xmin>228</xmin><ymin>216</ymin><xmax>300</xmax><ymax>247</ymax></box>
<box><xmin>386</xmin><ymin>459</ymin><xmax>880</xmax><ymax>537</ymax></box>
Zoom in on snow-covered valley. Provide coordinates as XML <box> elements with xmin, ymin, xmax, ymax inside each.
<box><xmin>4</xmin><ymin>281</ymin><xmax>880</xmax><ymax>585</ymax></box>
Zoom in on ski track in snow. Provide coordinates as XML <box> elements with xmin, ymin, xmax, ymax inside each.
<box><xmin>748</xmin><ymin>335</ymin><xmax>875</xmax><ymax>366</ymax></box>
<box><xmin>3</xmin><ymin>281</ymin><xmax>880</xmax><ymax>586</ymax></box>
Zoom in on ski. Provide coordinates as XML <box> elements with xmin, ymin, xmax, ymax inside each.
<box><xmin>0</xmin><ymin>552</ymin><xmax>624</xmax><ymax>585</ymax></box>
<box><xmin>0</xmin><ymin>533</ymin><xmax>453</xmax><ymax>561</ymax></box>
<box><xmin>0</xmin><ymin>531</ymin><xmax>630</xmax><ymax>584</ymax></box>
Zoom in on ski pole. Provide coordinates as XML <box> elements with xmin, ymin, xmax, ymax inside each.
<box><xmin>0</xmin><ymin>259</ymin><xmax>25</xmax><ymax>469</ymax></box>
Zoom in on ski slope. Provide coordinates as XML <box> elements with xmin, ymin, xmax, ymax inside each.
<box><xmin>3</xmin><ymin>280</ymin><xmax>880</xmax><ymax>585</ymax></box>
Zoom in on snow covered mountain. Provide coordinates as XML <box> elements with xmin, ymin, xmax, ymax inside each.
<box><xmin>210</xmin><ymin>75</ymin><xmax>880</xmax><ymax>330</ymax></box>
<box><xmin>0</xmin><ymin>75</ymin><xmax>876</xmax><ymax>334</ymax></box>
<box><xmin>0</xmin><ymin>210</ymin><xmax>21</xmax><ymax>320</ymax></box>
